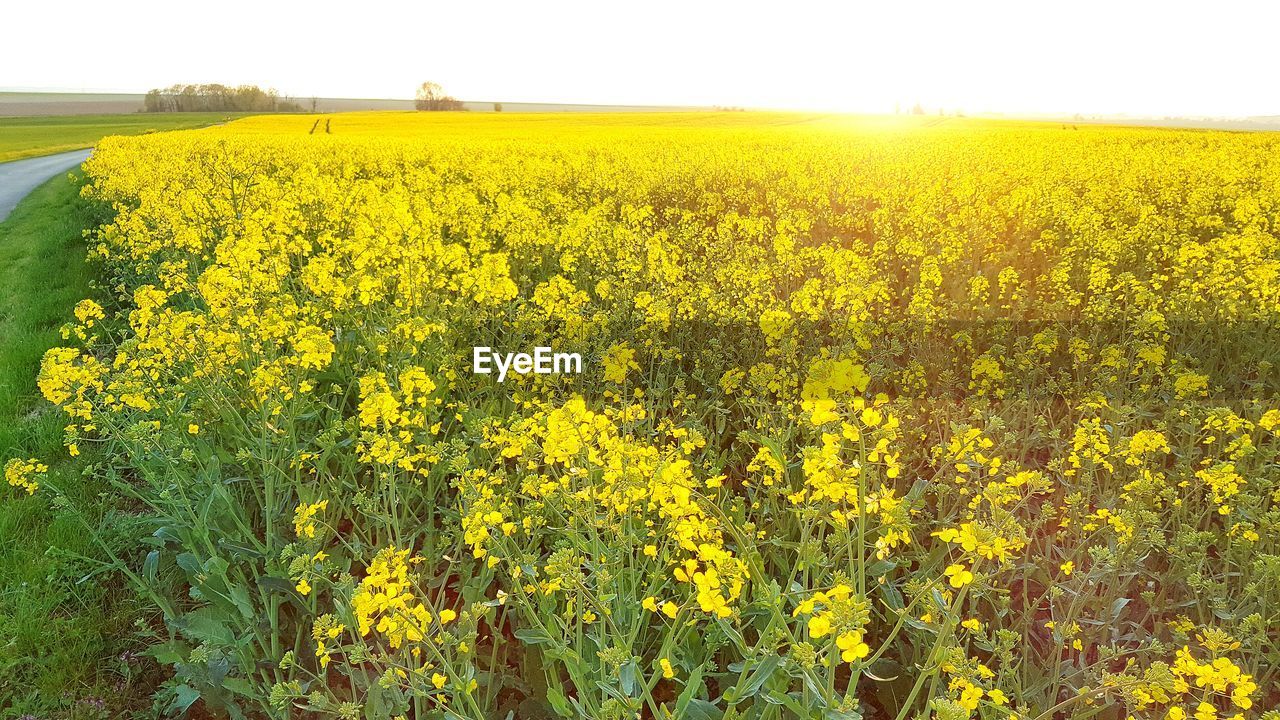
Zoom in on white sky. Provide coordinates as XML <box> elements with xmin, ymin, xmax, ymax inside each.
<box><xmin>3</xmin><ymin>0</ymin><xmax>1277</xmax><ymax>117</ymax></box>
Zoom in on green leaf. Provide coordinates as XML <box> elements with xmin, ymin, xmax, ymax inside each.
<box><xmin>221</xmin><ymin>676</ymin><xmax>258</xmax><ymax>699</ymax></box>
<box><xmin>1110</xmin><ymin>597</ymin><xmax>1131</xmax><ymax>620</ymax></box>
<box><xmin>619</xmin><ymin>659</ymin><xmax>639</xmax><ymax>697</ymax></box>
<box><xmin>176</xmin><ymin>607</ymin><xmax>234</xmax><ymax>646</ymax></box>
<box><xmin>148</xmin><ymin>638</ymin><xmax>190</xmax><ymax>665</ymax></box>
<box><xmin>169</xmin><ymin>684</ymin><xmax>201</xmax><ymax>714</ymax></box>
<box><xmin>229</xmin><ymin>584</ymin><xmax>255</xmax><ymax>620</ymax></box>
<box><xmin>256</xmin><ymin>575</ymin><xmax>308</xmax><ymax>610</ymax></box>
<box><xmin>363</xmin><ymin>680</ymin><xmax>385</xmax><ymax>720</ymax></box>
<box><xmin>864</xmin><ymin>657</ymin><xmax>902</xmax><ymax>682</ymax></box>
<box><xmin>682</xmin><ymin>698</ymin><xmax>723</xmax><ymax>720</ymax></box>
<box><xmin>143</xmin><ymin>549</ymin><xmax>160</xmax><ymax>585</ymax></box>
<box><xmin>763</xmin><ymin>689</ymin><xmax>813</xmax><ymax>718</ymax></box>
<box><xmin>176</xmin><ymin>552</ymin><xmax>202</xmax><ymax>577</ymax></box>
<box><xmin>217</xmin><ymin>538</ymin><xmax>264</xmax><ymax>559</ymax></box>
<box><xmin>153</xmin><ymin>525</ymin><xmax>184</xmax><ymax>545</ymax></box>
<box><xmin>594</xmin><ymin>680</ymin><xmax>629</xmax><ymax>703</ymax></box>
<box><xmin>675</xmin><ymin>662</ymin><xmax>705</xmax><ymax>717</ymax></box>
<box><xmin>546</xmin><ymin>686</ymin><xmax>574</xmax><ymax>718</ymax></box>
<box><xmin>877</xmin><ymin>581</ymin><xmax>905</xmax><ymax>611</ymax></box>
<box><xmin>514</xmin><ymin>627</ymin><xmax>554</xmax><ymax>646</ymax></box>
<box><xmin>865</xmin><ymin>559</ymin><xmax>898</xmax><ymax>576</ymax></box>
<box><xmin>728</xmin><ymin>654</ymin><xmax>782</xmax><ymax>702</ymax></box>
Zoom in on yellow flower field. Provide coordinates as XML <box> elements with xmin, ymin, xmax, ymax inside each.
<box><xmin>13</xmin><ymin>111</ymin><xmax>1280</xmax><ymax>718</ymax></box>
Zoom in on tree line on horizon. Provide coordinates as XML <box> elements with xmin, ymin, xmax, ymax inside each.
<box><xmin>143</xmin><ymin>84</ymin><xmax>305</xmax><ymax>113</ymax></box>
<box><xmin>143</xmin><ymin>81</ymin><xmax>471</xmax><ymax>114</ymax></box>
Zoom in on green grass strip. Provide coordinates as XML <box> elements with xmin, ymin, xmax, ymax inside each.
<box><xmin>0</xmin><ymin>172</ymin><xmax>142</xmax><ymax>713</ymax></box>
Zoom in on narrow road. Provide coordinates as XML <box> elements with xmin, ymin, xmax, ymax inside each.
<box><xmin>0</xmin><ymin>149</ymin><xmax>93</xmax><ymax>222</ymax></box>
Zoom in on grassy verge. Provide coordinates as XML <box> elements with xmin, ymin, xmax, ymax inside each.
<box><xmin>0</xmin><ymin>112</ymin><xmax>249</xmax><ymax>163</ymax></box>
<box><xmin>0</xmin><ymin>173</ymin><xmax>146</xmax><ymax>715</ymax></box>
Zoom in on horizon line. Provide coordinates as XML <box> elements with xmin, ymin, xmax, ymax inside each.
<box><xmin>2</xmin><ymin>87</ymin><xmax>1278</xmax><ymax>122</ymax></box>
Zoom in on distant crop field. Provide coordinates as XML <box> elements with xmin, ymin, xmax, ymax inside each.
<box><xmin>11</xmin><ymin>111</ymin><xmax>1280</xmax><ymax>718</ymax></box>
<box><xmin>0</xmin><ymin>113</ymin><xmax>244</xmax><ymax>163</ymax></box>
<box><xmin>0</xmin><ymin>91</ymin><xmax>145</xmax><ymax>116</ymax></box>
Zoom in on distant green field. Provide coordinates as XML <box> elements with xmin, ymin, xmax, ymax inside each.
<box><xmin>0</xmin><ymin>113</ymin><xmax>245</xmax><ymax>163</ymax></box>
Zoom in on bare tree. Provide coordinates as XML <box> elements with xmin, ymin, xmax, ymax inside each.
<box><xmin>415</xmin><ymin>81</ymin><xmax>464</xmax><ymax>111</ymax></box>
